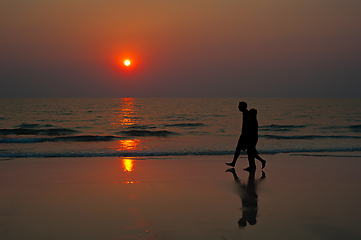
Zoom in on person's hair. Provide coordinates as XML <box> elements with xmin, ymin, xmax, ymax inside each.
<box><xmin>249</xmin><ymin>108</ymin><xmax>257</xmax><ymax>116</ymax></box>
<box><xmin>239</xmin><ymin>102</ymin><xmax>247</xmax><ymax>109</ymax></box>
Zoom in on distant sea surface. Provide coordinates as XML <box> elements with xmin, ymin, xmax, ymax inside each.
<box><xmin>1</xmin><ymin>98</ymin><xmax>360</xmax><ymax>159</ymax></box>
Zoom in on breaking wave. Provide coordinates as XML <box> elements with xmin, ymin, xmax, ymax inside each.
<box><xmin>1</xmin><ymin>147</ymin><xmax>361</xmax><ymax>159</ymax></box>
<box><xmin>349</xmin><ymin>125</ymin><xmax>361</xmax><ymax>132</ymax></box>
<box><xmin>127</xmin><ymin>125</ymin><xmax>157</xmax><ymax>130</ymax></box>
<box><xmin>0</xmin><ymin>127</ymin><xmax>79</xmax><ymax>136</ymax></box>
<box><xmin>163</xmin><ymin>123</ymin><xmax>205</xmax><ymax>127</ymax></box>
<box><xmin>259</xmin><ymin>124</ymin><xmax>306</xmax><ymax>132</ymax></box>
<box><xmin>119</xmin><ymin>130</ymin><xmax>177</xmax><ymax>137</ymax></box>
<box><xmin>261</xmin><ymin>134</ymin><xmax>361</xmax><ymax>139</ymax></box>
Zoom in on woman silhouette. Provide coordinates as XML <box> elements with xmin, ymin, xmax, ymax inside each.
<box><xmin>246</xmin><ymin>108</ymin><xmax>266</xmax><ymax>170</ymax></box>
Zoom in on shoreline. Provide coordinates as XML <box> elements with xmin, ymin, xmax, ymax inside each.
<box><xmin>0</xmin><ymin>150</ymin><xmax>361</xmax><ymax>161</ymax></box>
<box><xmin>1</xmin><ymin>154</ymin><xmax>361</xmax><ymax>240</ymax></box>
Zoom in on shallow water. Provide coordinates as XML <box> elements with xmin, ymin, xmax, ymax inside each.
<box><xmin>1</xmin><ymin>98</ymin><xmax>360</xmax><ymax>158</ymax></box>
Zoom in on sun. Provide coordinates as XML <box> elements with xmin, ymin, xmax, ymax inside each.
<box><xmin>124</xmin><ymin>60</ymin><xmax>131</xmax><ymax>66</ymax></box>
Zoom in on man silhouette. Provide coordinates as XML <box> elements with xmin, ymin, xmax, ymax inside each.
<box><xmin>226</xmin><ymin>102</ymin><xmax>250</xmax><ymax>168</ymax></box>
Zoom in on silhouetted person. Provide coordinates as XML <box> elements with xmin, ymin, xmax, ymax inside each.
<box><xmin>226</xmin><ymin>102</ymin><xmax>250</xmax><ymax>168</ymax></box>
<box><xmin>226</xmin><ymin>103</ymin><xmax>266</xmax><ymax>170</ymax></box>
<box><xmin>246</xmin><ymin>108</ymin><xmax>266</xmax><ymax>170</ymax></box>
<box><xmin>226</xmin><ymin>168</ymin><xmax>265</xmax><ymax>228</ymax></box>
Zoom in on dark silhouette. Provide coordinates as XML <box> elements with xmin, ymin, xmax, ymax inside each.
<box><xmin>246</xmin><ymin>108</ymin><xmax>266</xmax><ymax>170</ymax></box>
<box><xmin>225</xmin><ymin>102</ymin><xmax>249</xmax><ymax>168</ymax></box>
<box><xmin>226</xmin><ymin>102</ymin><xmax>266</xmax><ymax>170</ymax></box>
<box><xmin>226</xmin><ymin>168</ymin><xmax>265</xmax><ymax>227</ymax></box>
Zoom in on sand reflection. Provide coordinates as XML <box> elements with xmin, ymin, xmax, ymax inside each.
<box><xmin>122</xmin><ymin>158</ymin><xmax>134</xmax><ymax>172</ymax></box>
<box><xmin>226</xmin><ymin>168</ymin><xmax>265</xmax><ymax>227</ymax></box>
<box><xmin>121</xmin><ymin>158</ymin><xmax>139</xmax><ymax>184</ymax></box>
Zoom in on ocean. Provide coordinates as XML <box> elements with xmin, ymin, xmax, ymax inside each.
<box><xmin>1</xmin><ymin>98</ymin><xmax>360</xmax><ymax>159</ymax></box>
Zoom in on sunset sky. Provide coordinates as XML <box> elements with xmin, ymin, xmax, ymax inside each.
<box><xmin>1</xmin><ymin>0</ymin><xmax>360</xmax><ymax>98</ymax></box>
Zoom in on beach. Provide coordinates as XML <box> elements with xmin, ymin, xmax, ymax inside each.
<box><xmin>1</xmin><ymin>0</ymin><xmax>361</xmax><ymax>236</ymax></box>
<box><xmin>1</xmin><ymin>154</ymin><xmax>361</xmax><ymax>240</ymax></box>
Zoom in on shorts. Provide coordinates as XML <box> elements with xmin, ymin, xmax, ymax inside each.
<box><xmin>236</xmin><ymin>135</ymin><xmax>247</xmax><ymax>151</ymax></box>
<box><xmin>236</xmin><ymin>135</ymin><xmax>258</xmax><ymax>151</ymax></box>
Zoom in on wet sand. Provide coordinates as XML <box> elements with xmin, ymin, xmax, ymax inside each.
<box><xmin>1</xmin><ymin>154</ymin><xmax>361</xmax><ymax>240</ymax></box>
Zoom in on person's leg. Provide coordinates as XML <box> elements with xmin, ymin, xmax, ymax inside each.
<box><xmin>252</xmin><ymin>149</ymin><xmax>266</xmax><ymax>169</ymax></box>
<box><xmin>255</xmin><ymin>155</ymin><xmax>266</xmax><ymax>169</ymax></box>
<box><xmin>244</xmin><ymin>148</ymin><xmax>256</xmax><ymax>170</ymax></box>
<box><xmin>226</xmin><ymin>136</ymin><xmax>245</xmax><ymax>167</ymax></box>
<box><xmin>248</xmin><ymin>143</ymin><xmax>266</xmax><ymax>169</ymax></box>
<box><xmin>254</xmin><ymin>154</ymin><xmax>263</xmax><ymax>161</ymax></box>
<box><xmin>226</xmin><ymin>147</ymin><xmax>240</xmax><ymax>167</ymax></box>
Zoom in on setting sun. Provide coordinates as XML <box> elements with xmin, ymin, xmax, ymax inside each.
<box><xmin>124</xmin><ymin>60</ymin><xmax>131</xmax><ymax>66</ymax></box>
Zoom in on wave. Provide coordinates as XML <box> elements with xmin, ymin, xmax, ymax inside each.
<box><xmin>320</xmin><ymin>124</ymin><xmax>361</xmax><ymax>132</ymax></box>
<box><xmin>261</xmin><ymin>134</ymin><xmax>361</xmax><ymax>139</ymax></box>
<box><xmin>291</xmin><ymin>153</ymin><xmax>361</xmax><ymax>157</ymax></box>
<box><xmin>14</xmin><ymin>123</ymin><xmax>54</xmax><ymax>128</ymax></box>
<box><xmin>260</xmin><ymin>124</ymin><xmax>361</xmax><ymax>133</ymax></box>
<box><xmin>1</xmin><ymin>147</ymin><xmax>361</xmax><ymax>158</ymax></box>
<box><xmin>0</xmin><ymin>135</ymin><xmax>121</xmax><ymax>143</ymax></box>
<box><xmin>349</xmin><ymin>125</ymin><xmax>361</xmax><ymax>132</ymax></box>
<box><xmin>119</xmin><ymin>130</ymin><xmax>176</xmax><ymax>137</ymax></box>
<box><xmin>127</xmin><ymin>125</ymin><xmax>157</xmax><ymax>130</ymax></box>
<box><xmin>0</xmin><ymin>127</ymin><xmax>79</xmax><ymax>136</ymax></box>
<box><xmin>259</xmin><ymin>124</ymin><xmax>306</xmax><ymax>132</ymax></box>
<box><xmin>163</xmin><ymin>123</ymin><xmax>205</xmax><ymax>127</ymax></box>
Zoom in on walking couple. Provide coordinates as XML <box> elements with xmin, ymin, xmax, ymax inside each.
<box><xmin>226</xmin><ymin>102</ymin><xmax>266</xmax><ymax>170</ymax></box>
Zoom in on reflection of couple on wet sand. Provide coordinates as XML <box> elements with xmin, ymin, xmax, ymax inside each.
<box><xmin>226</xmin><ymin>168</ymin><xmax>265</xmax><ymax>227</ymax></box>
<box><xmin>226</xmin><ymin>102</ymin><xmax>266</xmax><ymax>171</ymax></box>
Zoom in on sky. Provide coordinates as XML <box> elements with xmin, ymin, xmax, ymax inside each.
<box><xmin>1</xmin><ymin>0</ymin><xmax>361</xmax><ymax>98</ymax></box>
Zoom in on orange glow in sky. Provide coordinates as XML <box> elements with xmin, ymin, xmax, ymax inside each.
<box><xmin>1</xmin><ymin>1</ymin><xmax>360</xmax><ymax>98</ymax></box>
<box><xmin>117</xmin><ymin>55</ymin><xmax>136</xmax><ymax>71</ymax></box>
<box><xmin>116</xmin><ymin>55</ymin><xmax>134</xmax><ymax>71</ymax></box>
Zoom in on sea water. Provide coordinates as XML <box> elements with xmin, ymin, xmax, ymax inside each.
<box><xmin>1</xmin><ymin>98</ymin><xmax>360</xmax><ymax>159</ymax></box>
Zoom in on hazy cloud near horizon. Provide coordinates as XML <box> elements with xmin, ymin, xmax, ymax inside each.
<box><xmin>1</xmin><ymin>0</ymin><xmax>360</xmax><ymax>98</ymax></box>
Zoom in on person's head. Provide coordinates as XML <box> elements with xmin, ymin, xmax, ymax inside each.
<box><xmin>238</xmin><ymin>102</ymin><xmax>247</xmax><ymax>112</ymax></box>
<box><xmin>249</xmin><ymin>108</ymin><xmax>257</xmax><ymax>118</ymax></box>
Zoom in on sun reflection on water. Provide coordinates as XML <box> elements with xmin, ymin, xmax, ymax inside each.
<box><xmin>112</xmin><ymin>98</ymin><xmax>143</xmax><ymax>184</ymax></box>
<box><xmin>118</xmin><ymin>98</ymin><xmax>138</xmax><ymax>127</ymax></box>
<box><xmin>118</xmin><ymin>139</ymin><xmax>141</xmax><ymax>151</ymax></box>
<box><xmin>110</xmin><ymin>98</ymin><xmax>145</xmax><ymax>152</ymax></box>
